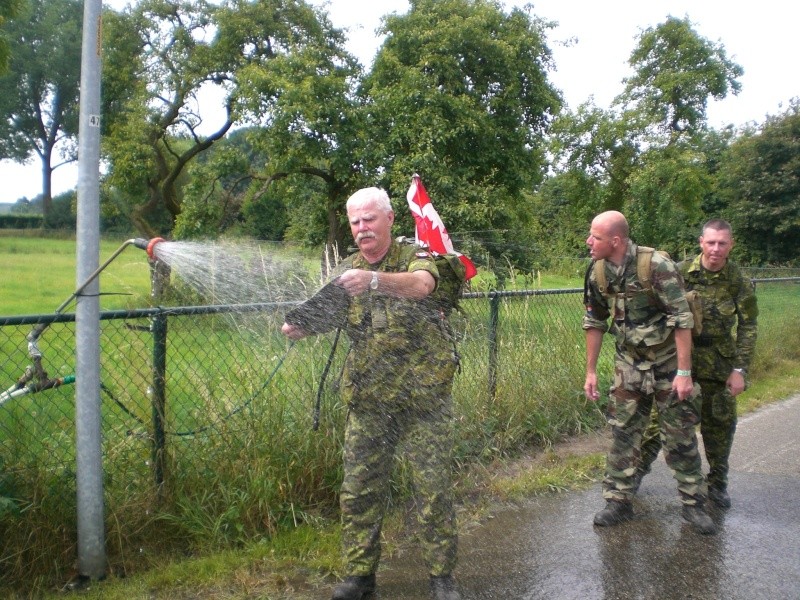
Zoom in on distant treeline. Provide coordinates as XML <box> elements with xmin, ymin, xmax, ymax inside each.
<box><xmin>0</xmin><ymin>214</ymin><xmax>43</xmax><ymax>229</ymax></box>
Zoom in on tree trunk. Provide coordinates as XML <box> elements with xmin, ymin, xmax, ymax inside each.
<box><xmin>323</xmin><ymin>188</ymin><xmax>347</xmax><ymax>276</ymax></box>
<box><xmin>41</xmin><ymin>153</ymin><xmax>53</xmax><ymax>227</ymax></box>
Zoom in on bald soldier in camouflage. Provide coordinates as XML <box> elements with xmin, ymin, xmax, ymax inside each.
<box><xmin>282</xmin><ymin>187</ymin><xmax>461</xmax><ymax>600</ymax></box>
<box><xmin>636</xmin><ymin>219</ymin><xmax>758</xmax><ymax>509</ymax></box>
<box><xmin>583</xmin><ymin>211</ymin><xmax>716</xmax><ymax>534</ymax></box>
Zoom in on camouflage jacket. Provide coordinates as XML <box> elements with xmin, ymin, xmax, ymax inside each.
<box><xmin>583</xmin><ymin>240</ymin><xmax>694</xmax><ymax>369</ymax></box>
<box><xmin>678</xmin><ymin>255</ymin><xmax>758</xmax><ymax>377</ymax></box>
<box><xmin>331</xmin><ymin>240</ymin><xmax>457</xmax><ymax>389</ymax></box>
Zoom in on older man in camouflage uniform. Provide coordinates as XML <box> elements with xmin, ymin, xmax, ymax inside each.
<box><xmin>636</xmin><ymin>219</ymin><xmax>758</xmax><ymax>509</ymax></box>
<box><xmin>282</xmin><ymin>187</ymin><xmax>461</xmax><ymax>600</ymax></box>
<box><xmin>583</xmin><ymin>210</ymin><xmax>715</xmax><ymax>534</ymax></box>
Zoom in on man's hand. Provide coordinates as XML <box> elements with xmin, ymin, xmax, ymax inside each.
<box><xmin>281</xmin><ymin>322</ymin><xmax>307</xmax><ymax>341</ymax></box>
<box><xmin>336</xmin><ymin>269</ymin><xmax>372</xmax><ymax>296</ymax></box>
<box><xmin>672</xmin><ymin>374</ymin><xmax>694</xmax><ymax>400</ymax></box>
<box><xmin>584</xmin><ymin>372</ymin><xmax>600</xmax><ymax>402</ymax></box>
<box><xmin>727</xmin><ymin>369</ymin><xmax>746</xmax><ymax>396</ymax></box>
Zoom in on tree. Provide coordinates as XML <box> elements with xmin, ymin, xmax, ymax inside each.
<box><xmin>361</xmin><ymin>0</ymin><xmax>562</xmax><ymax>269</ymax></box>
<box><xmin>0</xmin><ymin>0</ymin><xmax>82</xmax><ymax>222</ymax></box>
<box><xmin>0</xmin><ymin>0</ymin><xmax>23</xmax><ymax>74</ymax></box>
<box><xmin>548</xmin><ymin>102</ymin><xmax>639</xmax><ymax>212</ymax></box>
<box><xmin>624</xmin><ymin>142</ymin><xmax>710</xmax><ymax>254</ymax></box>
<box><xmin>101</xmin><ymin>0</ymin><xmax>355</xmax><ymax>239</ymax></box>
<box><xmin>232</xmin><ymin>1</ymin><xmax>365</xmax><ymax>259</ymax></box>
<box><xmin>614</xmin><ymin>17</ymin><xmax>744</xmax><ymax>248</ymax></box>
<box><xmin>529</xmin><ymin>169</ymin><xmax>600</xmax><ymax>264</ymax></box>
<box><xmin>102</xmin><ymin>0</ymin><xmax>236</xmax><ymax>237</ymax></box>
<box><xmin>173</xmin><ymin>127</ymin><xmax>271</xmax><ymax>239</ymax></box>
<box><xmin>545</xmin><ymin>15</ymin><xmax>744</xmax><ymax>258</ymax></box>
<box><xmin>618</xmin><ymin>15</ymin><xmax>743</xmax><ymax>141</ymax></box>
<box><xmin>615</xmin><ymin>17</ymin><xmax>743</xmax><ymax>248</ymax></box>
<box><xmin>717</xmin><ymin>101</ymin><xmax>800</xmax><ymax>264</ymax></box>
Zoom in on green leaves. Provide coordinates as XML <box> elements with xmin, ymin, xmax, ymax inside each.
<box><xmin>364</xmin><ymin>0</ymin><xmax>562</xmax><ymax>263</ymax></box>
<box><xmin>100</xmin><ymin>0</ymin><xmax>359</xmax><ymax>238</ymax></box>
<box><xmin>544</xmin><ymin>15</ymin><xmax>749</xmax><ymax>262</ymax></box>
<box><xmin>620</xmin><ymin>16</ymin><xmax>743</xmax><ymax>138</ymax></box>
<box><xmin>717</xmin><ymin>102</ymin><xmax>800</xmax><ymax>263</ymax></box>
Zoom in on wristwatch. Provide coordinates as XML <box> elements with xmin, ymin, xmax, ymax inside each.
<box><xmin>370</xmin><ymin>272</ymin><xmax>379</xmax><ymax>290</ymax></box>
<box><xmin>733</xmin><ymin>367</ymin><xmax>746</xmax><ymax>375</ymax></box>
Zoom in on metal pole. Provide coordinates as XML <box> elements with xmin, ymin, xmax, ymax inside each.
<box><xmin>74</xmin><ymin>0</ymin><xmax>106</xmax><ymax>579</ymax></box>
<box><xmin>149</xmin><ymin>261</ymin><xmax>169</xmax><ymax>493</ymax></box>
<box><xmin>488</xmin><ymin>291</ymin><xmax>500</xmax><ymax>401</ymax></box>
<box><xmin>151</xmin><ymin>310</ymin><xmax>167</xmax><ymax>490</ymax></box>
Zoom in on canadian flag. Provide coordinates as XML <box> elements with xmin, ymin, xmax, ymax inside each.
<box><xmin>405</xmin><ymin>174</ymin><xmax>478</xmax><ymax>280</ymax></box>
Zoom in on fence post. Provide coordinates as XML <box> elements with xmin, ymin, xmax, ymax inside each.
<box><xmin>488</xmin><ymin>291</ymin><xmax>500</xmax><ymax>401</ymax></box>
<box><xmin>149</xmin><ymin>261</ymin><xmax>169</xmax><ymax>492</ymax></box>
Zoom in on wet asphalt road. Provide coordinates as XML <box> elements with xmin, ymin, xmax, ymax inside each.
<box><xmin>310</xmin><ymin>394</ymin><xmax>800</xmax><ymax>600</ymax></box>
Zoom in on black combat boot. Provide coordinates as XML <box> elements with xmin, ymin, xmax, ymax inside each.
<box><xmin>331</xmin><ymin>574</ymin><xmax>376</xmax><ymax>600</ymax></box>
<box><xmin>429</xmin><ymin>574</ymin><xmax>461</xmax><ymax>600</ymax></box>
<box><xmin>682</xmin><ymin>504</ymin><xmax>717</xmax><ymax>535</ymax></box>
<box><xmin>593</xmin><ymin>500</ymin><xmax>634</xmax><ymax>526</ymax></box>
<box><xmin>708</xmin><ymin>484</ymin><xmax>731</xmax><ymax>509</ymax></box>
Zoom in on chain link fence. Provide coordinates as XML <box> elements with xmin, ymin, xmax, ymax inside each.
<box><xmin>1</xmin><ymin>274</ymin><xmax>799</xmax><ymax>587</ymax></box>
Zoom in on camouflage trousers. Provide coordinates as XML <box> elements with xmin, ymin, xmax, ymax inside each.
<box><xmin>640</xmin><ymin>378</ymin><xmax>737</xmax><ymax>489</ymax></box>
<box><xmin>602</xmin><ymin>358</ymin><xmax>707</xmax><ymax>505</ymax></box>
<box><xmin>339</xmin><ymin>382</ymin><xmax>458</xmax><ymax>577</ymax></box>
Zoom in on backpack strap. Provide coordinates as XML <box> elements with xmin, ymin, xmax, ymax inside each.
<box><xmin>636</xmin><ymin>246</ymin><xmax>655</xmax><ymax>291</ymax></box>
<box><xmin>592</xmin><ymin>259</ymin><xmax>608</xmax><ymax>295</ymax></box>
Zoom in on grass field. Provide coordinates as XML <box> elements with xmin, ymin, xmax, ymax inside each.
<box><xmin>0</xmin><ymin>234</ymin><xmax>153</xmax><ymax>315</ymax></box>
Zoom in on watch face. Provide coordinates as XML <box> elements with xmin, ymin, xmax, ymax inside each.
<box><xmin>370</xmin><ymin>273</ymin><xmax>378</xmax><ymax>289</ymax></box>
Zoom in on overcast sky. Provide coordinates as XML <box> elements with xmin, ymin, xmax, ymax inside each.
<box><xmin>2</xmin><ymin>0</ymin><xmax>797</xmax><ymax>202</ymax></box>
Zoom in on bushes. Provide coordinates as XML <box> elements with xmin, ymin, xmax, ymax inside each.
<box><xmin>0</xmin><ymin>214</ymin><xmax>43</xmax><ymax>228</ymax></box>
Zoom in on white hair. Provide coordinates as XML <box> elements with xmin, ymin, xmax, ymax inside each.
<box><xmin>346</xmin><ymin>187</ymin><xmax>392</xmax><ymax>213</ymax></box>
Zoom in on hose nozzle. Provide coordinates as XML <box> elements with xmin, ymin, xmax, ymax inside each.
<box><xmin>146</xmin><ymin>237</ymin><xmax>166</xmax><ymax>260</ymax></box>
<box><xmin>130</xmin><ymin>237</ymin><xmax>165</xmax><ymax>259</ymax></box>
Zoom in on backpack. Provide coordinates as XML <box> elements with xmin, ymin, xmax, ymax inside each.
<box><xmin>591</xmin><ymin>246</ymin><xmax>703</xmax><ymax>337</ymax></box>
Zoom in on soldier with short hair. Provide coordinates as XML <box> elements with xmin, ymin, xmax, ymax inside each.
<box><xmin>282</xmin><ymin>187</ymin><xmax>461</xmax><ymax>600</ymax></box>
<box><xmin>583</xmin><ymin>210</ymin><xmax>716</xmax><ymax>534</ymax></box>
<box><xmin>636</xmin><ymin>219</ymin><xmax>758</xmax><ymax>509</ymax></box>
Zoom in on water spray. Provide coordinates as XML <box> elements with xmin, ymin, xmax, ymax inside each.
<box><xmin>6</xmin><ymin>235</ymin><xmax>302</xmax><ymax>439</ymax></box>
<box><xmin>5</xmin><ymin>237</ymin><xmax>165</xmax><ymax>405</ymax></box>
